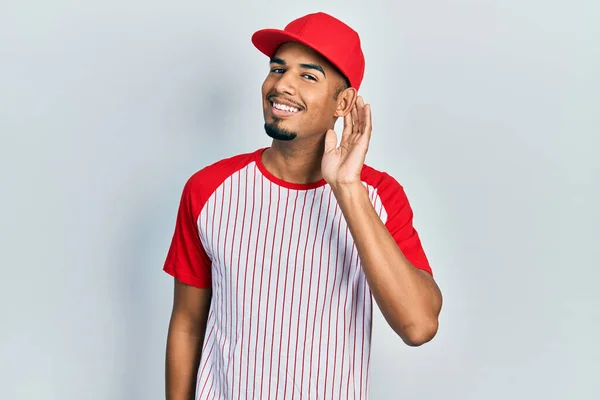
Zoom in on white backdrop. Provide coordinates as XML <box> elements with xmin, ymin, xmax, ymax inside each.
<box><xmin>1</xmin><ymin>0</ymin><xmax>599</xmax><ymax>399</ymax></box>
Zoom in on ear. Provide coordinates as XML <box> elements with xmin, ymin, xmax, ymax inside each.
<box><xmin>334</xmin><ymin>87</ymin><xmax>358</xmax><ymax>118</ymax></box>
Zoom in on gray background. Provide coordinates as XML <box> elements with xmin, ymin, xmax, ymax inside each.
<box><xmin>1</xmin><ymin>0</ymin><xmax>598</xmax><ymax>399</ymax></box>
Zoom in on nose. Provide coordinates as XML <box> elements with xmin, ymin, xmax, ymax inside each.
<box><xmin>272</xmin><ymin>70</ymin><xmax>297</xmax><ymax>96</ymax></box>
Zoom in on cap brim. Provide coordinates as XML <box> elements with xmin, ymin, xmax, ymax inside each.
<box><xmin>251</xmin><ymin>29</ymin><xmax>318</xmax><ymax>58</ymax></box>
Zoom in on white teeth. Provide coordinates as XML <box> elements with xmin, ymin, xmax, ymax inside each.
<box><xmin>273</xmin><ymin>102</ymin><xmax>299</xmax><ymax>113</ymax></box>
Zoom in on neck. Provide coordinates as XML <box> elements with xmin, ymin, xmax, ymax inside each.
<box><xmin>262</xmin><ymin>137</ymin><xmax>326</xmax><ymax>185</ymax></box>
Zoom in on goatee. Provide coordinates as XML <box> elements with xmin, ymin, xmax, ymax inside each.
<box><xmin>264</xmin><ymin>119</ymin><xmax>297</xmax><ymax>141</ymax></box>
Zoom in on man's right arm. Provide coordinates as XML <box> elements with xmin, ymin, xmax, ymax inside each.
<box><xmin>165</xmin><ymin>278</ymin><xmax>212</xmax><ymax>400</ymax></box>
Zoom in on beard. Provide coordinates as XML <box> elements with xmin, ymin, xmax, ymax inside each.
<box><xmin>264</xmin><ymin>118</ymin><xmax>297</xmax><ymax>141</ymax></box>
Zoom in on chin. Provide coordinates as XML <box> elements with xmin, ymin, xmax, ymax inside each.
<box><xmin>264</xmin><ymin>121</ymin><xmax>297</xmax><ymax>141</ymax></box>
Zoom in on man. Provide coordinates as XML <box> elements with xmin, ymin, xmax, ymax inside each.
<box><xmin>163</xmin><ymin>12</ymin><xmax>442</xmax><ymax>400</ymax></box>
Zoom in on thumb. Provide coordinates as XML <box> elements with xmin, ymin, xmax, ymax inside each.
<box><xmin>324</xmin><ymin>129</ymin><xmax>337</xmax><ymax>154</ymax></box>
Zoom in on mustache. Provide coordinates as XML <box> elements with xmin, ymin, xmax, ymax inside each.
<box><xmin>266</xmin><ymin>93</ymin><xmax>304</xmax><ymax>110</ymax></box>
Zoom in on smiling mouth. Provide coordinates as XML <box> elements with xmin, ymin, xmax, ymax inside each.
<box><xmin>270</xmin><ymin>100</ymin><xmax>302</xmax><ymax>117</ymax></box>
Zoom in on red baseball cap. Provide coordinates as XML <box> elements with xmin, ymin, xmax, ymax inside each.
<box><xmin>251</xmin><ymin>12</ymin><xmax>365</xmax><ymax>90</ymax></box>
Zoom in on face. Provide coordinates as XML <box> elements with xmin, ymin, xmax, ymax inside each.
<box><xmin>261</xmin><ymin>42</ymin><xmax>355</xmax><ymax>141</ymax></box>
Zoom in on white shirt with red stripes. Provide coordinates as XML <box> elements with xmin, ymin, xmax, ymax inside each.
<box><xmin>163</xmin><ymin>147</ymin><xmax>432</xmax><ymax>400</ymax></box>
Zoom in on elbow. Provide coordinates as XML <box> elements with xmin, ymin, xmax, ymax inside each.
<box><xmin>398</xmin><ymin>318</ymin><xmax>439</xmax><ymax>347</ymax></box>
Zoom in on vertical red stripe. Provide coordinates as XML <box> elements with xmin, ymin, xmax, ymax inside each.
<box><xmin>244</xmin><ymin>170</ymin><xmax>264</xmax><ymax>398</ymax></box>
<box><xmin>290</xmin><ymin>190</ymin><xmax>318</xmax><ymax>400</ymax></box>
<box><xmin>210</xmin><ymin>186</ymin><xmax>217</xmax><ymax>259</ymax></box>
<box><xmin>274</xmin><ymin>189</ymin><xmax>300</xmax><ymax>399</ymax></box>
<box><xmin>360</xmin><ymin>271</ymin><xmax>367</xmax><ymax>399</ymax></box>
<box><xmin>338</xmin><ymin>240</ymin><xmax>356</xmax><ymax>398</ymax></box>
<box><xmin>362</xmin><ymin>191</ymin><xmax>382</xmax><ymax>398</ymax></box>
<box><xmin>308</xmin><ymin>188</ymin><xmax>334</xmax><ymax>396</ymax></box>
<box><xmin>283</xmin><ymin>190</ymin><xmax>310</xmax><ymax>400</ymax></box>
<box><xmin>220</xmin><ymin>174</ymin><xmax>237</xmax><ymax>395</ymax></box>
<box><xmin>249</xmin><ymin>176</ymin><xmax>270</xmax><ymax>398</ymax></box>
<box><xmin>365</xmin><ymin>297</ymin><xmax>373</xmax><ymax>398</ymax></box>
<box><xmin>210</xmin><ymin>187</ymin><xmax>224</xmax><ymax>375</ymax></box>
<box><xmin>237</xmin><ymin>165</ymin><xmax>258</xmax><ymax>399</ymax></box>
<box><xmin>260</xmin><ymin>182</ymin><xmax>281</xmax><ymax>399</ymax></box>
<box><xmin>333</xmin><ymin>222</ymin><xmax>351</xmax><ymax>399</ymax></box>
<box><xmin>227</xmin><ymin>171</ymin><xmax>241</xmax><ymax>365</ymax></box>
<box><xmin>323</xmin><ymin>205</ymin><xmax>344</xmax><ymax>400</ymax></box>
<box><xmin>352</xmin><ymin>271</ymin><xmax>364</xmax><ymax>400</ymax></box>
<box><xmin>204</xmin><ymin>193</ymin><xmax>210</xmax><ymax>268</ymax></box>
<box><xmin>214</xmin><ymin>183</ymin><xmax>227</xmax><ymax>393</ymax></box>
<box><xmin>231</xmin><ymin>166</ymin><xmax>250</xmax><ymax>400</ymax></box>
<box><xmin>352</xmin><ymin>188</ymin><xmax>375</xmax><ymax>399</ymax></box>
<box><xmin>198</xmin><ymin>196</ymin><xmax>217</xmax><ymax>400</ymax></box>
<box><xmin>300</xmin><ymin>188</ymin><xmax>326</xmax><ymax>393</ymax></box>
<box><xmin>214</xmin><ymin>179</ymin><xmax>225</xmax><ymax>265</ymax></box>
<box><xmin>345</xmin><ymin>248</ymin><xmax>362</xmax><ymax>399</ymax></box>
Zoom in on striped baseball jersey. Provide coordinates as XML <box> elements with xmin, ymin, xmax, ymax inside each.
<box><xmin>163</xmin><ymin>147</ymin><xmax>432</xmax><ymax>400</ymax></box>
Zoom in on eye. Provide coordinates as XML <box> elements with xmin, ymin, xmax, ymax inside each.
<box><xmin>303</xmin><ymin>74</ymin><xmax>317</xmax><ymax>81</ymax></box>
<box><xmin>270</xmin><ymin>68</ymin><xmax>285</xmax><ymax>74</ymax></box>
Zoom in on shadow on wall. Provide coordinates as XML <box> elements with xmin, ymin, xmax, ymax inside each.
<box><xmin>116</xmin><ymin>68</ymin><xmax>243</xmax><ymax>399</ymax></box>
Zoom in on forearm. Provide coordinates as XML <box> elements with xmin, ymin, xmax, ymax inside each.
<box><xmin>165</xmin><ymin>319</ymin><xmax>206</xmax><ymax>400</ymax></box>
<box><xmin>332</xmin><ymin>182</ymin><xmax>442</xmax><ymax>345</ymax></box>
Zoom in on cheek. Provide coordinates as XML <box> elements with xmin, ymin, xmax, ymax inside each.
<box><xmin>261</xmin><ymin>82</ymin><xmax>274</xmax><ymax>111</ymax></box>
<box><xmin>262</xmin><ymin>74</ymin><xmax>279</xmax><ymax>92</ymax></box>
<box><xmin>305</xmin><ymin>97</ymin><xmax>335</xmax><ymax>122</ymax></box>
<box><xmin>261</xmin><ymin>81</ymin><xmax>268</xmax><ymax>97</ymax></box>
<box><xmin>261</xmin><ymin>78</ymin><xmax>272</xmax><ymax>98</ymax></box>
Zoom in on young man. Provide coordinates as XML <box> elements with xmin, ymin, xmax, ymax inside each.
<box><xmin>163</xmin><ymin>12</ymin><xmax>442</xmax><ymax>400</ymax></box>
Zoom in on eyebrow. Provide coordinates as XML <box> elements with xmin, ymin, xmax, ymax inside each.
<box><xmin>269</xmin><ymin>57</ymin><xmax>327</xmax><ymax>77</ymax></box>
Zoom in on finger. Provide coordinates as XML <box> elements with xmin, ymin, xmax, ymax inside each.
<box><xmin>357</xmin><ymin>97</ymin><xmax>367</xmax><ymax>131</ymax></box>
<box><xmin>363</xmin><ymin>104</ymin><xmax>372</xmax><ymax>140</ymax></box>
<box><xmin>340</xmin><ymin>112</ymin><xmax>352</xmax><ymax>146</ymax></box>
<box><xmin>343</xmin><ymin>112</ymin><xmax>353</xmax><ymax>135</ymax></box>
<box><xmin>357</xmin><ymin>96</ymin><xmax>366</xmax><ymax>116</ymax></box>
<box><xmin>351</xmin><ymin>103</ymin><xmax>359</xmax><ymax>134</ymax></box>
<box><xmin>357</xmin><ymin>96</ymin><xmax>365</xmax><ymax>110</ymax></box>
<box><xmin>357</xmin><ymin>97</ymin><xmax>367</xmax><ymax>125</ymax></box>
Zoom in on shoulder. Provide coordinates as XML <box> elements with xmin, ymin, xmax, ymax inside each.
<box><xmin>185</xmin><ymin>148</ymin><xmax>261</xmax><ymax>192</ymax></box>
<box><xmin>360</xmin><ymin>163</ymin><xmax>405</xmax><ymax>194</ymax></box>
<box><xmin>180</xmin><ymin>148</ymin><xmax>261</xmax><ymax>212</ymax></box>
<box><xmin>360</xmin><ymin>163</ymin><xmax>411</xmax><ymax>217</ymax></box>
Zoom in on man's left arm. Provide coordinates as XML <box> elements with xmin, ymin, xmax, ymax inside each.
<box><xmin>322</xmin><ymin>95</ymin><xmax>442</xmax><ymax>346</ymax></box>
<box><xmin>332</xmin><ymin>182</ymin><xmax>442</xmax><ymax>346</ymax></box>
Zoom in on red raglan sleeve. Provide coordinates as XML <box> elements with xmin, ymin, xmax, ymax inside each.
<box><xmin>378</xmin><ymin>174</ymin><xmax>433</xmax><ymax>275</ymax></box>
<box><xmin>163</xmin><ymin>176</ymin><xmax>212</xmax><ymax>288</ymax></box>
